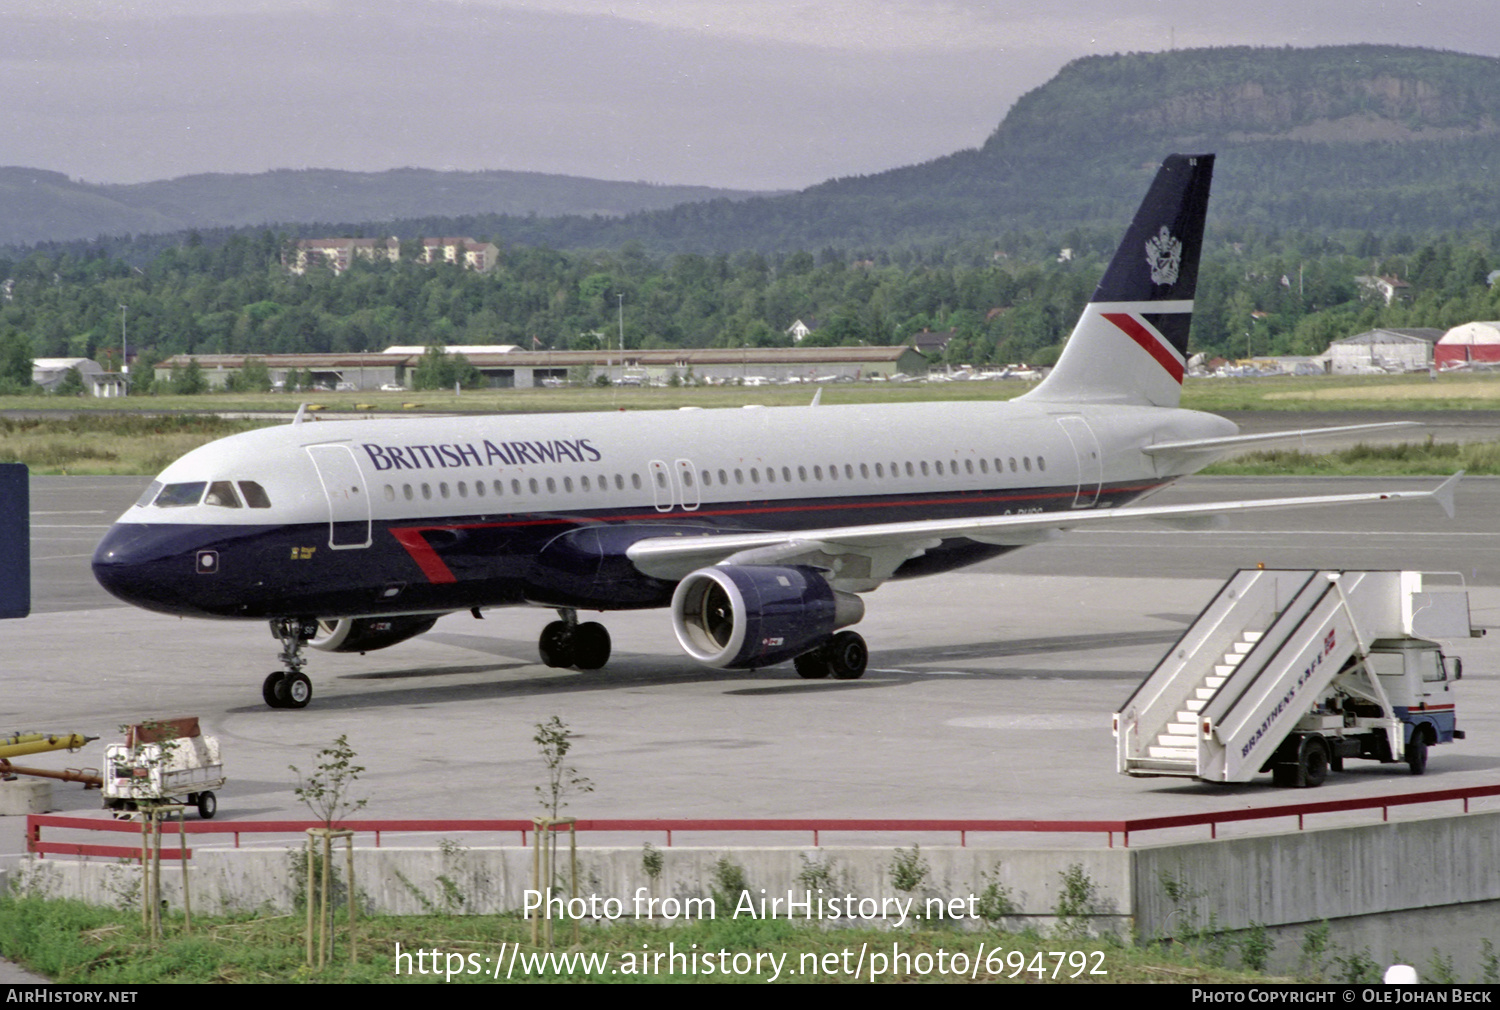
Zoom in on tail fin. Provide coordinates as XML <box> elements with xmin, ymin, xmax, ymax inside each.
<box><xmin>1023</xmin><ymin>153</ymin><xmax>1214</xmax><ymax>408</ymax></box>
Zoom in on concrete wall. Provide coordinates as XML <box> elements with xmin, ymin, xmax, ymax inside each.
<box><xmin>12</xmin><ymin>812</ymin><xmax>1500</xmax><ymax>975</ymax></box>
<box><xmin>1130</xmin><ymin>812</ymin><xmax>1500</xmax><ymax>936</ymax></box>
<box><xmin>10</xmin><ymin>842</ymin><xmax>1131</xmax><ymax>933</ymax></box>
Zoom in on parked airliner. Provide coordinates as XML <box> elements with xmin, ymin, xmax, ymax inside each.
<box><xmin>92</xmin><ymin>154</ymin><xmax>1456</xmax><ymax>708</ymax></box>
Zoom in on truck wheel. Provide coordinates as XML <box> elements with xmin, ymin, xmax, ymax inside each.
<box><xmin>197</xmin><ymin>791</ymin><xmax>217</xmax><ymax>819</ymax></box>
<box><xmin>1407</xmin><ymin>735</ymin><xmax>1428</xmax><ymax>776</ymax></box>
<box><xmin>1299</xmin><ymin>739</ymin><xmax>1329</xmax><ymax>788</ymax></box>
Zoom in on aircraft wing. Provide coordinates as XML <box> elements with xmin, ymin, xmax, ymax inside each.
<box><xmin>625</xmin><ymin>472</ymin><xmax>1461</xmax><ymax>591</ymax></box>
<box><xmin>1142</xmin><ymin>421</ymin><xmax>1422</xmax><ymax>470</ymax></box>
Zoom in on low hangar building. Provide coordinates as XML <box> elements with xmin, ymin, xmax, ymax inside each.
<box><xmin>154</xmin><ymin>346</ymin><xmax>929</xmax><ymax>391</ymax></box>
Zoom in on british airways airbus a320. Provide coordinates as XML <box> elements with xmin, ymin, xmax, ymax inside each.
<box><xmin>92</xmin><ymin>155</ymin><xmax>1456</xmax><ymax>709</ymax></box>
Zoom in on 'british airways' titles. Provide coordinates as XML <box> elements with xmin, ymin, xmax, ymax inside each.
<box><xmin>362</xmin><ymin>439</ymin><xmax>602</xmax><ymax>471</ymax></box>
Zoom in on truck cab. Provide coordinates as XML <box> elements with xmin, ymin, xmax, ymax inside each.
<box><xmin>1275</xmin><ymin>637</ymin><xmax>1463</xmax><ymax>783</ymax></box>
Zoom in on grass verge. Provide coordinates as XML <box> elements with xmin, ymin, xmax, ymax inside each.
<box><xmin>4</xmin><ymin>379</ymin><xmax>1499</xmax><ymax>476</ymax></box>
<box><xmin>0</xmin><ymin>893</ymin><xmax>1275</xmax><ymax>984</ymax></box>
<box><xmin>0</xmin><ymin>415</ymin><xmax>265</xmax><ymax>475</ymax></box>
<box><xmin>1202</xmin><ymin>438</ymin><xmax>1500</xmax><ymax>476</ymax></box>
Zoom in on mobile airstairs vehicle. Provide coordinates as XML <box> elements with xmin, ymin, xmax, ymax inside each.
<box><xmin>1114</xmin><ymin>570</ymin><xmax>1474</xmax><ymax>787</ymax></box>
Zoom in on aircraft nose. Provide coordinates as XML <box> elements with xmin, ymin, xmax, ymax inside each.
<box><xmin>92</xmin><ymin>522</ymin><xmax>212</xmax><ymax>616</ymax></box>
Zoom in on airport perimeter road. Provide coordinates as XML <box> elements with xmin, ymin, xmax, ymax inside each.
<box><xmin>4</xmin><ymin>474</ymin><xmax>1499</xmax><ymax>870</ymax></box>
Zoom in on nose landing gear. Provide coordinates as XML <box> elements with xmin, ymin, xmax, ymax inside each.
<box><xmin>263</xmin><ymin>618</ymin><xmax>317</xmax><ymax>709</ymax></box>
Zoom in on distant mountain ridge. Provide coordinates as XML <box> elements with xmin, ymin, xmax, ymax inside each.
<box><xmin>0</xmin><ymin>166</ymin><xmax>770</xmax><ymax>248</ymax></box>
<box><xmin>483</xmin><ymin>44</ymin><xmax>1500</xmax><ymax>251</ymax></box>
<box><xmin>8</xmin><ymin>45</ymin><xmax>1500</xmax><ymax>255</ymax></box>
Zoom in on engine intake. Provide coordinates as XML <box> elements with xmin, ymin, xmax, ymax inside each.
<box><xmin>671</xmin><ymin>565</ymin><xmax>863</xmax><ymax>669</ymax></box>
<box><xmin>310</xmin><ymin>615</ymin><xmax>441</xmax><ymax>653</ymax></box>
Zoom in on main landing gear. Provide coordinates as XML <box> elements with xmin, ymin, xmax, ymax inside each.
<box><xmin>538</xmin><ymin>609</ymin><xmax>612</xmax><ymax>670</ymax></box>
<box><xmin>793</xmin><ymin>630</ymin><xmax>869</xmax><ymax>681</ymax></box>
<box><xmin>263</xmin><ymin>617</ymin><xmax>317</xmax><ymax>709</ymax></box>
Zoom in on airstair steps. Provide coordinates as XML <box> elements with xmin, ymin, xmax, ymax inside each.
<box><xmin>1148</xmin><ymin>626</ymin><xmax>1267</xmax><ymax>768</ymax></box>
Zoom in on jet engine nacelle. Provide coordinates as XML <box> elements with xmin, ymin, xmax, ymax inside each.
<box><xmin>671</xmin><ymin>565</ymin><xmax>864</xmax><ymax>669</ymax></box>
<box><xmin>310</xmin><ymin>615</ymin><xmax>441</xmax><ymax>653</ymax></box>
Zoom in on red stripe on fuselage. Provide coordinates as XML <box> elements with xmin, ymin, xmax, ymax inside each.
<box><xmin>386</xmin><ymin>480</ymin><xmax>1169</xmax><ymax>583</ymax></box>
<box><xmin>389</xmin><ymin>527</ymin><xmax>459</xmax><ymax>584</ymax></box>
<box><xmin>1103</xmin><ymin>312</ymin><xmax>1184</xmax><ymax>383</ymax></box>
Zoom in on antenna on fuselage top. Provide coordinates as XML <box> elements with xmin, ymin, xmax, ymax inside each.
<box><xmin>810</xmin><ymin>388</ymin><xmax>822</xmax><ymax>407</ymax></box>
<box><xmin>292</xmin><ymin>403</ymin><xmax>308</xmax><ymax>425</ymax></box>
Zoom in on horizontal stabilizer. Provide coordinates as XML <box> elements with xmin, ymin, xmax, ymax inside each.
<box><xmin>1142</xmin><ymin>421</ymin><xmax>1423</xmax><ymax>469</ymax></box>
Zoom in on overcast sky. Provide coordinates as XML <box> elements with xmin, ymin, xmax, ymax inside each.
<box><xmin>4</xmin><ymin>1</ymin><xmax>1498</xmax><ymax>191</ymax></box>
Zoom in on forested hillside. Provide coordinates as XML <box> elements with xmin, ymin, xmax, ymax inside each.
<box><xmin>413</xmin><ymin>45</ymin><xmax>1500</xmax><ymax>252</ymax></box>
<box><xmin>2</xmin><ymin>222</ymin><xmax>1497</xmax><ymax>395</ymax></box>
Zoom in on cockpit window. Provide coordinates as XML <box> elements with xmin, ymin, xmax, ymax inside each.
<box><xmin>239</xmin><ymin>482</ymin><xmax>271</xmax><ymax>508</ymax></box>
<box><xmin>134</xmin><ymin>481</ymin><xmax>163</xmax><ymax>508</ymax></box>
<box><xmin>153</xmin><ymin>482</ymin><xmax>207</xmax><ymax>508</ymax></box>
<box><xmin>204</xmin><ymin>481</ymin><xmax>241</xmax><ymax>508</ymax></box>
